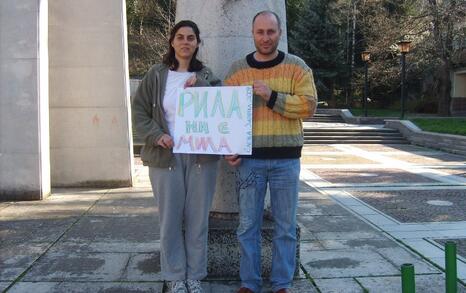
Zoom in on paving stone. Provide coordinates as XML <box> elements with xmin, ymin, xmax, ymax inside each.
<box><xmin>311</xmin><ymin>168</ymin><xmax>439</xmax><ymax>185</ymax></box>
<box><xmin>0</xmin><ymin>218</ymin><xmax>75</xmax><ymax>245</ymax></box>
<box><xmin>7</xmin><ymin>282</ymin><xmax>164</xmax><ymax>293</ymax></box>
<box><xmin>60</xmin><ymin>215</ymin><xmax>159</xmax><ymax>247</ymax></box>
<box><xmin>206</xmin><ymin>279</ymin><xmax>317</xmax><ymax>293</ymax></box>
<box><xmin>314</xmin><ymin>278</ymin><xmax>364</xmax><ymax>293</ymax></box>
<box><xmin>434</xmin><ymin>238</ymin><xmax>466</xmax><ymax>260</ymax></box>
<box><xmin>302</xmin><ymin>145</ymin><xmax>342</xmax><ymax>152</ymax></box>
<box><xmin>0</xmin><ymin>242</ymin><xmax>49</xmax><ymax>281</ymax></box>
<box><xmin>89</xmin><ymin>192</ymin><xmax>158</xmax><ymax>216</ymax></box>
<box><xmin>314</xmin><ymin>231</ymin><xmax>387</xmax><ymax>241</ymax></box>
<box><xmin>0</xmin><ymin>203</ymin><xmax>12</xmax><ymax>210</ymax></box>
<box><xmin>300</xmin><ymin>241</ymin><xmax>325</xmax><ymax>254</ymax></box>
<box><xmin>297</xmin><ymin>223</ymin><xmax>319</xmax><ymax>242</ymax></box>
<box><xmin>0</xmin><ymin>199</ymin><xmax>93</xmax><ymax>220</ymax></box>
<box><xmin>0</xmin><ymin>282</ymin><xmax>11</xmax><ymax>292</ymax></box>
<box><xmin>351</xmin><ymin>189</ymin><xmax>466</xmax><ymax>222</ymax></box>
<box><xmin>297</xmin><ymin>215</ymin><xmax>375</xmax><ymax>233</ymax></box>
<box><xmin>375</xmin><ymin>247</ymin><xmax>441</xmax><ymax>274</ymax></box>
<box><xmin>432</xmin><ymin>168</ymin><xmax>466</xmax><ymax>178</ymax></box>
<box><xmin>349</xmin><ymin>144</ymin><xmax>432</xmax><ymax>152</ymax></box>
<box><xmin>386</xmin><ymin>153</ymin><xmax>466</xmax><ymax>165</ymax></box>
<box><xmin>298</xmin><ymin>199</ymin><xmax>351</xmax><ymax>216</ymax></box>
<box><xmin>301</xmin><ymin>249</ymin><xmax>399</xmax><ymax>278</ymax></box>
<box><xmin>356</xmin><ymin>275</ymin><xmax>466</xmax><ymax>293</ymax></box>
<box><xmin>299</xmin><ymin>191</ymin><xmax>329</xmax><ymax>200</ymax></box>
<box><xmin>122</xmin><ymin>252</ymin><xmax>163</xmax><ymax>281</ymax></box>
<box><xmin>299</xmin><ymin>181</ymin><xmax>318</xmax><ymax>193</ymax></box>
<box><xmin>23</xmin><ymin>252</ymin><xmax>130</xmax><ymax>281</ymax></box>
<box><xmin>318</xmin><ymin>238</ymin><xmax>399</xmax><ymax>250</ymax></box>
<box><xmin>49</xmin><ymin>239</ymin><xmax>158</xmax><ymax>254</ymax></box>
<box><xmin>301</xmin><ymin>155</ymin><xmax>375</xmax><ymax>165</ymax></box>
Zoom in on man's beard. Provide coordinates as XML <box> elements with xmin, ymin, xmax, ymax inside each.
<box><xmin>255</xmin><ymin>42</ymin><xmax>279</xmax><ymax>56</ymax></box>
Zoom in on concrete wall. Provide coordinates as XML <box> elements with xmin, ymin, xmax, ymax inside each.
<box><xmin>451</xmin><ymin>69</ymin><xmax>466</xmax><ymax>115</ymax></box>
<box><xmin>0</xmin><ymin>0</ymin><xmax>50</xmax><ymax>200</ymax></box>
<box><xmin>48</xmin><ymin>0</ymin><xmax>133</xmax><ymax>187</ymax></box>
<box><xmin>385</xmin><ymin>120</ymin><xmax>466</xmax><ymax>156</ymax></box>
<box><xmin>176</xmin><ymin>0</ymin><xmax>288</xmax><ymax>79</ymax></box>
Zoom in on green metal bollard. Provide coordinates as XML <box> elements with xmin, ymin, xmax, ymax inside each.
<box><xmin>445</xmin><ymin>241</ymin><xmax>457</xmax><ymax>293</ymax></box>
<box><xmin>401</xmin><ymin>263</ymin><xmax>415</xmax><ymax>293</ymax></box>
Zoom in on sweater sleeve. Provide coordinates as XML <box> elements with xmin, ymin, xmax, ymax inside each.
<box><xmin>269</xmin><ymin>66</ymin><xmax>318</xmax><ymax>119</ymax></box>
<box><xmin>131</xmin><ymin>67</ymin><xmax>165</xmax><ymax>146</ymax></box>
<box><xmin>224</xmin><ymin>63</ymin><xmax>241</xmax><ymax>86</ymax></box>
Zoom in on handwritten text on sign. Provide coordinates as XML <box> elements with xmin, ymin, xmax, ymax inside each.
<box><xmin>174</xmin><ymin>86</ymin><xmax>252</xmax><ymax>155</ymax></box>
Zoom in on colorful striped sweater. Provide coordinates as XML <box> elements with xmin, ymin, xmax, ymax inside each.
<box><xmin>224</xmin><ymin>51</ymin><xmax>317</xmax><ymax>159</ymax></box>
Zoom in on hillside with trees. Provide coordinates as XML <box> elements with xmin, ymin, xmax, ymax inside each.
<box><xmin>126</xmin><ymin>0</ymin><xmax>466</xmax><ymax>115</ymax></box>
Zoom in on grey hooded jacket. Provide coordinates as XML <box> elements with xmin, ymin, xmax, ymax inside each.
<box><xmin>132</xmin><ymin>63</ymin><xmax>221</xmax><ymax>167</ymax></box>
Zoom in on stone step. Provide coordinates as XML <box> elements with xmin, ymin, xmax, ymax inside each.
<box><xmin>304</xmin><ymin>139</ymin><xmax>409</xmax><ymax>144</ymax></box>
<box><xmin>304</xmin><ymin>132</ymin><xmax>402</xmax><ymax>137</ymax></box>
<box><xmin>305</xmin><ymin>114</ymin><xmax>345</xmax><ymax>123</ymax></box>
<box><xmin>304</xmin><ymin>128</ymin><xmax>397</xmax><ymax>133</ymax></box>
<box><xmin>305</xmin><ymin>135</ymin><xmax>405</xmax><ymax>140</ymax></box>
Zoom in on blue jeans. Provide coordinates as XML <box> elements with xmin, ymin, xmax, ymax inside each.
<box><xmin>236</xmin><ymin>158</ymin><xmax>300</xmax><ymax>293</ymax></box>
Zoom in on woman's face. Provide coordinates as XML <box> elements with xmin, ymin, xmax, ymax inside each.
<box><xmin>171</xmin><ymin>26</ymin><xmax>199</xmax><ymax>62</ymax></box>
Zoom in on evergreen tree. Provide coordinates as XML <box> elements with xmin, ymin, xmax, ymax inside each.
<box><xmin>289</xmin><ymin>0</ymin><xmax>347</xmax><ymax>107</ymax></box>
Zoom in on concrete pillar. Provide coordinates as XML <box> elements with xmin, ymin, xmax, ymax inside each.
<box><xmin>176</xmin><ymin>0</ymin><xmax>288</xmax><ymax>215</ymax></box>
<box><xmin>0</xmin><ymin>0</ymin><xmax>50</xmax><ymax>200</ymax></box>
<box><xmin>48</xmin><ymin>0</ymin><xmax>134</xmax><ymax>187</ymax></box>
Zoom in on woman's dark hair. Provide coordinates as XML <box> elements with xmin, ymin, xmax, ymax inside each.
<box><xmin>162</xmin><ymin>20</ymin><xmax>204</xmax><ymax>72</ymax></box>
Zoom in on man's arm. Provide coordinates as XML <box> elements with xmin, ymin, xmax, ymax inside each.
<box><xmin>262</xmin><ymin>67</ymin><xmax>317</xmax><ymax>119</ymax></box>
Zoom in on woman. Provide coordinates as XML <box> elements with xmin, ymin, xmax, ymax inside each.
<box><xmin>132</xmin><ymin>20</ymin><xmax>220</xmax><ymax>293</ymax></box>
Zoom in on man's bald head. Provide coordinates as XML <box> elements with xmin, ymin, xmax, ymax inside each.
<box><xmin>252</xmin><ymin>10</ymin><xmax>281</xmax><ymax>31</ymax></box>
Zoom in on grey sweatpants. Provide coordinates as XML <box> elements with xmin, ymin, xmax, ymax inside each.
<box><xmin>149</xmin><ymin>154</ymin><xmax>218</xmax><ymax>281</ymax></box>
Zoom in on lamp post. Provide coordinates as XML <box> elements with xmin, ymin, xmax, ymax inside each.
<box><xmin>361</xmin><ymin>51</ymin><xmax>370</xmax><ymax>117</ymax></box>
<box><xmin>397</xmin><ymin>40</ymin><xmax>411</xmax><ymax>119</ymax></box>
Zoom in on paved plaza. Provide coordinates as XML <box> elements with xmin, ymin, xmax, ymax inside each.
<box><xmin>2</xmin><ymin>137</ymin><xmax>466</xmax><ymax>292</ymax></box>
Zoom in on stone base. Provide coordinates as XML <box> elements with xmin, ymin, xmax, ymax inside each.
<box><xmin>451</xmin><ymin>97</ymin><xmax>466</xmax><ymax>116</ymax></box>
<box><xmin>0</xmin><ymin>189</ymin><xmax>47</xmax><ymax>201</ymax></box>
<box><xmin>207</xmin><ymin>217</ymin><xmax>300</xmax><ymax>278</ymax></box>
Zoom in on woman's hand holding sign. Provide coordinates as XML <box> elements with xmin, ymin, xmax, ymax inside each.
<box><xmin>224</xmin><ymin>155</ymin><xmax>242</xmax><ymax>167</ymax></box>
<box><xmin>184</xmin><ymin>74</ymin><xmax>197</xmax><ymax>88</ymax></box>
<box><xmin>156</xmin><ymin>134</ymin><xmax>174</xmax><ymax>149</ymax></box>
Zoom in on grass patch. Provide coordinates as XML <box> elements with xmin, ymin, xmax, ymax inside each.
<box><xmin>411</xmin><ymin>118</ymin><xmax>466</xmax><ymax>136</ymax></box>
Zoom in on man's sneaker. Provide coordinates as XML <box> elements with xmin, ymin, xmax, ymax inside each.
<box><xmin>186</xmin><ymin>279</ymin><xmax>203</xmax><ymax>293</ymax></box>
<box><xmin>169</xmin><ymin>281</ymin><xmax>187</xmax><ymax>293</ymax></box>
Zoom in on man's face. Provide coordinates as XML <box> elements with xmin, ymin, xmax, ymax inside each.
<box><xmin>252</xmin><ymin>14</ymin><xmax>281</xmax><ymax>57</ymax></box>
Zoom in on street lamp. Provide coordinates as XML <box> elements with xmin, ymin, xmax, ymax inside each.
<box><xmin>361</xmin><ymin>51</ymin><xmax>371</xmax><ymax>117</ymax></box>
<box><xmin>397</xmin><ymin>40</ymin><xmax>411</xmax><ymax>119</ymax></box>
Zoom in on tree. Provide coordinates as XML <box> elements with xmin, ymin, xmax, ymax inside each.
<box><xmin>126</xmin><ymin>0</ymin><xmax>176</xmax><ymax>77</ymax></box>
<box><xmin>289</xmin><ymin>0</ymin><xmax>347</xmax><ymax>107</ymax></box>
<box><xmin>426</xmin><ymin>0</ymin><xmax>466</xmax><ymax>115</ymax></box>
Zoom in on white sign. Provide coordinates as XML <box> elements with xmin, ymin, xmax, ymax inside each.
<box><xmin>173</xmin><ymin>86</ymin><xmax>253</xmax><ymax>155</ymax></box>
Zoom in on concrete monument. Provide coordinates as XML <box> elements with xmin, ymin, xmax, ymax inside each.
<box><xmin>0</xmin><ymin>0</ymin><xmax>50</xmax><ymax>200</ymax></box>
<box><xmin>176</xmin><ymin>0</ymin><xmax>288</xmax><ymax>216</ymax></box>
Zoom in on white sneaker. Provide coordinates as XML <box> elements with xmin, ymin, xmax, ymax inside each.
<box><xmin>186</xmin><ymin>279</ymin><xmax>203</xmax><ymax>293</ymax></box>
<box><xmin>169</xmin><ymin>281</ymin><xmax>187</xmax><ymax>293</ymax></box>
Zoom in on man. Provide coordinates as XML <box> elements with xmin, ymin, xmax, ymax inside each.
<box><xmin>224</xmin><ymin>10</ymin><xmax>317</xmax><ymax>293</ymax></box>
